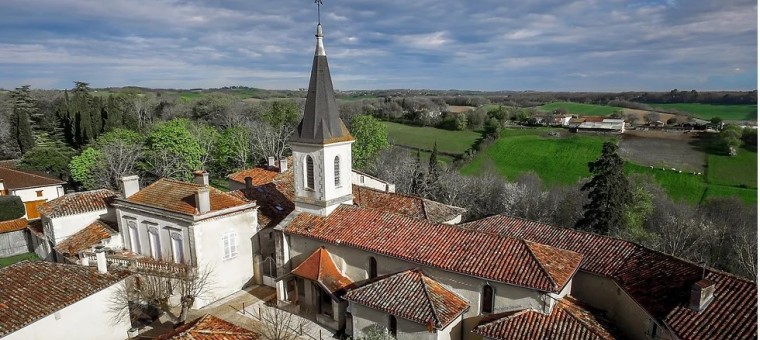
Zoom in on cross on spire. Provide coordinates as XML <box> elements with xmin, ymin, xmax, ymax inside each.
<box><xmin>315</xmin><ymin>0</ymin><xmax>323</xmax><ymax>24</ymax></box>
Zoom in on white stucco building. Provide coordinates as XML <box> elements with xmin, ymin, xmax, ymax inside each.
<box><xmin>0</xmin><ymin>165</ymin><xmax>65</xmax><ymax>220</ymax></box>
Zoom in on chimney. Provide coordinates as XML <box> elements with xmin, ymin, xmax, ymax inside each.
<box><xmin>268</xmin><ymin>156</ymin><xmax>276</xmax><ymax>167</ymax></box>
<box><xmin>689</xmin><ymin>279</ymin><xmax>716</xmax><ymax>312</ymax></box>
<box><xmin>119</xmin><ymin>175</ymin><xmax>140</xmax><ymax>198</ymax></box>
<box><xmin>244</xmin><ymin>176</ymin><xmax>253</xmax><ymax>189</ymax></box>
<box><xmin>95</xmin><ymin>246</ymin><xmax>107</xmax><ymax>274</ymax></box>
<box><xmin>193</xmin><ymin>170</ymin><xmax>209</xmax><ymax>186</ymax></box>
<box><xmin>279</xmin><ymin>159</ymin><xmax>288</xmax><ymax>173</ymax></box>
<box><xmin>80</xmin><ymin>252</ymin><xmax>90</xmax><ymax>266</ymax></box>
<box><xmin>195</xmin><ymin>187</ymin><xmax>211</xmax><ymax>214</ymax></box>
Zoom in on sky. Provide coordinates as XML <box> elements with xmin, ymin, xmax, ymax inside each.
<box><xmin>0</xmin><ymin>0</ymin><xmax>756</xmax><ymax>91</ymax></box>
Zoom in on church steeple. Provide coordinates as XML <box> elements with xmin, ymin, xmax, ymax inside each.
<box><xmin>290</xmin><ymin>17</ymin><xmax>354</xmax><ymax>217</ymax></box>
<box><xmin>291</xmin><ymin>23</ymin><xmax>353</xmax><ymax>145</ymax></box>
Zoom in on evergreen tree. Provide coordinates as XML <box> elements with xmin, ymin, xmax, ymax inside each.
<box><xmin>426</xmin><ymin>142</ymin><xmax>441</xmax><ymax>199</ymax></box>
<box><xmin>576</xmin><ymin>141</ymin><xmax>632</xmax><ymax>234</ymax></box>
<box><xmin>410</xmin><ymin>151</ymin><xmax>427</xmax><ymax>197</ymax></box>
<box><xmin>9</xmin><ymin>85</ymin><xmax>36</xmax><ymax>153</ymax></box>
<box><xmin>69</xmin><ymin>81</ymin><xmax>95</xmax><ymax>147</ymax></box>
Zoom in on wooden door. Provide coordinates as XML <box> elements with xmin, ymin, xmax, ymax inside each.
<box><xmin>24</xmin><ymin>199</ymin><xmax>46</xmax><ymax>219</ymax></box>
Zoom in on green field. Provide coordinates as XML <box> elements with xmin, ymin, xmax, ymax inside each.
<box><xmin>539</xmin><ymin>102</ymin><xmax>623</xmax><ymax>116</ymax></box>
<box><xmin>382</xmin><ymin>121</ymin><xmax>481</xmax><ymax>155</ymax></box>
<box><xmin>0</xmin><ymin>252</ymin><xmax>39</xmax><ymax>268</ymax></box>
<box><xmin>461</xmin><ymin>128</ymin><xmax>756</xmax><ymax>205</ymax></box>
<box><xmin>706</xmin><ymin>148</ymin><xmax>757</xmax><ymax>188</ymax></box>
<box><xmin>461</xmin><ymin>128</ymin><xmax>613</xmax><ymax>185</ymax></box>
<box><xmin>652</xmin><ymin>103</ymin><xmax>757</xmax><ymax>121</ymax></box>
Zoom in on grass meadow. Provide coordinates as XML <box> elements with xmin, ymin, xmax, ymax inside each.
<box><xmin>706</xmin><ymin>148</ymin><xmax>758</xmax><ymax>188</ymax></box>
<box><xmin>382</xmin><ymin>121</ymin><xmax>481</xmax><ymax>155</ymax></box>
<box><xmin>651</xmin><ymin>103</ymin><xmax>757</xmax><ymax>121</ymax></box>
<box><xmin>0</xmin><ymin>252</ymin><xmax>39</xmax><ymax>268</ymax></box>
<box><xmin>538</xmin><ymin>102</ymin><xmax>623</xmax><ymax>116</ymax></box>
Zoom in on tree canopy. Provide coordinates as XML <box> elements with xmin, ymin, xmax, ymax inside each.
<box><xmin>350</xmin><ymin>115</ymin><xmax>389</xmax><ymax>169</ymax></box>
<box><xmin>576</xmin><ymin>141</ymin><xmax>632</xmax><ymax>235</ymax></box>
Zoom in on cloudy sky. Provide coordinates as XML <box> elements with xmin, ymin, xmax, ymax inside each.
<box><xmin>0</xmin><ymin>0</ymin><xmax>756</xmax><ymax>91</ymax></box>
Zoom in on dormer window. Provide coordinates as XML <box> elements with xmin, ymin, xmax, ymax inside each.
<box><xmin>334</xmin><ymin>156</ymin><xmax>341</xmax><ymax>187</ymax></box>
<box><xmin>306</xmin><ymin>156</ymin><xmax>315</xmax><ymax>190</ymax></box>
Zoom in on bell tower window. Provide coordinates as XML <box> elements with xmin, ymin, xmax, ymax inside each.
<box><xmin>334</xmin><ymin>156</ymin><xmax>341</xmax><ymax>187</ymax></box>
<box><xmin>306</xmin><ymin>156</ymin><xmax>315</xmax><ymax>189</ymax></box>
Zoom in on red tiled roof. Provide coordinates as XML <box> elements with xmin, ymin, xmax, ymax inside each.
<box><xmin>0</xmin><ymin>218</ymin><xmax>27</xmax><ymax>233</ymax></box>
<box><xmin>54</xmin><ymin>220</ymin><xmax>118</xmax><ymax>255</ymax></box>
<box><xmin>159</xmin><ymin>314</ymin><xmax>259</xmax><ymax>339</ymax></box>
<box><xmin>38</xmin><ymin>189</ymin><xmax>116</xmax><ymax>218</ymax></box>
<box><xmin>0</xmin><ymin>167</ymin><xmax>65</xmax><ymax>190</ymax></box>
<box><xmin>290</xmin><ymin>247</ymin><xmax>353</xmax><ymax>295</ymax></box>
<box><xmin>344</xmin><ymin>269</ymin><xmax>469</xmax><ymax>328</ymax></box>
<box><xmin>353</xmin><ymin>186</ymin><xmax>465</xmax><ymax>223</ymax></box>
<box><xmin>472</xmin><ymin>297</ymin><xmax>616</xmax><ymax>340</ymax></box>
<box><xmin>228</xmin><ymin>167</ymin><xmax>280</xmax><ymax>187</ymax></box>
<box><xmin>125</xmin><ymin>178</ymin><xmax>250</xmax><ymax>215</ymax></box>
<box><xmin>0</xmin><ymin>261</ymin><xmax>131</xmax><ymax>337</ymax></box>
<box><xmin>285</xmin><ymin>205</ymin><xmax>582</xmax><ymax>293</ymax></box>
<box><xmin>464</xmin><ymin>214</ymin><xmax>758</xmax><ymax>339</ymax></box>
<box><xmin>230</xmin><ymin>171</ymin><xmax>295</xmax><ymax>229</ymax></box>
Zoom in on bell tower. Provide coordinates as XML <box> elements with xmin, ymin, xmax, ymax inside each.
<box><xmin>290</xmin><ymin>21</ymin><xmax>354</xmax><ymax>216</ymax></box>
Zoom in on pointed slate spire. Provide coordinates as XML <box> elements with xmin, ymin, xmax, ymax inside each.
<box><xmin>292</xmin><ymin>24</ymin><xmax>353</xmax><ymax>145</ymax></box>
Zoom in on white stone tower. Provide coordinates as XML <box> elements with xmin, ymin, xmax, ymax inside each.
<box><xmin>290</xmin><ymin>23</ymin><xmax>354</xmax><ymax>216</ymax></box>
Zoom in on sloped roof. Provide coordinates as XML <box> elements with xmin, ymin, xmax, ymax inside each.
<box><xmin>0</xmin><ymin>166</ymin><xmax>64</xmax><ymax>190</ymax></box>
<box><xmin>38</xmin><ymin>189</ymin><xmax>116</xmax><ymax>218</ymax></box>
<box><xmin>290</xmin><ymin>246</ymin><xmax>353</xmax><ymax>295</ymax></box>
<box><xmin>352</xmin><ymin>186</ymin><xmax>465</xmax><ymax>223</ymax></box>
<box><xmin>124</xmin><ymin>178</ymin><xmax>250</xmax><ymax>215</ymax></box>
<box><xmin>0</xmin><ymin>218</ymin><xmax>27</xmax><ymax>233</ymax></box>
<box><xmin>229</xmin><ymin>167</ymin><xmax>294</xmax><ymax>229</ymax></box>
<box><xmin>472</xmin><ymin>297</ymin><xmax>616</xmax><ymax>340</ymax></box>
<box><xmin>54</xmin><ymin>220</ymin><xmax>118</xmax><ymax>255</ymax></box>
<box><xmin>344</xmin><ymin>269</ymin><xmax>469</xmax><ymax>328</ymax></box>
<box><xmin>159</xmin><ymin>314</ymin><xmax>259</xmax><ymax>340</ymax></box>
<box><xmin>291</xmin><ymin>25</ymin><xmax>353</xmax><ymax>145</ymax></box>
<box><xmin>227</xmin><ymin>167</ymin><xmax>281</xmax><ymax>187</ymax></box>
<box><xmin>0</xmin><ymin>261</ymin><xmax>130</xmax><ymax>337</ymax></box>
<box><xmin>464</xmin><ymin>214</ymin><xmax>758</xmax><ymax>339</ymax></box>
<box><xmin>285</xmin><ymin>205</ymin><xmax>582</xmax><ymax>293</ymax></box>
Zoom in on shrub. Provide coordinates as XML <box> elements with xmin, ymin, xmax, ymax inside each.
<box><xmin>0</xmin><ymin>196</ymin><xmax>25</xmax><ymax>221</ymax></box>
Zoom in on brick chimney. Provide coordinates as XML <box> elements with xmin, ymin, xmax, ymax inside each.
<box><xmin>195</xmin><ymin>187</ymin><xmax>211</xmax><ymax>214</ymax></box>
<box><xmin>268</xmin><ymin>156</ymin><xmax>276</xmax><ymax>167</ymax></box>
<box><xmin>244</xmin><ymin>176</ymin><xmax>253</xmax><ymax>189</ymax></box>
<box><xmin>119</xmin><ymin>175</ymin><xmax>140</xmax><ymax>198</ymax></box>
<box><xmin>689</xmin><ymin>279</ymin><xmax>716</xmax><ymax>312</ymax></box>
<box><xmin>193</xmin><ymin>170</ymin><xmax>209</xmax><ymax>186</ymax></box>
<box><xmin>279</xmin><ymin>159</ymin><xmax>288</xmax><ymax>173</ymax></box>
<box><xmin>95</xmin><ymin>246</ymin><xmax>107</xmax><ymax>274</ymax></box>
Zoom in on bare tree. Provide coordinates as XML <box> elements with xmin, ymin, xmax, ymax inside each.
<box><xmin>145</xmin><ymin>148</ymin><xmax>186</xmax><ymax>180</ymax></box>
<box><xmin>187</xmin><ymin>121</ymin><xmax>219</xmax><ymax>170</ymax></box>
<box><xmin>99</xmin><ymin>140</ymin><xmax>143</xmax><ymax>189</ymax></box>
<box><xmin>108</xmin><ymin>265</ymin><xmax>213</xmax><ymax>326</ymax></box>
<box><xmin>248</xmin><ymin>303</ymin><xmax>312</xmax><ymax>340</ymax></box>
<box><xmin>246</xmin><ymin>120</ymin><xmax>295</xmax><ymax>162</ymax></box>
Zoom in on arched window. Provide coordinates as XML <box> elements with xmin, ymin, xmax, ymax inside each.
<box><xmin>306</xmin><ymin>156</ymin><xmax>315</xmax><ymax>189</ymax></box>
<box><xmin>388</xmin><ymin>315</ymin><xmax>397</xmax><ymax>337</ymax></box>
<box><xmin>368</xmin><ymin>257</ymin><xmax>377</xmax><ymax>279</ymax></box>
<box><xmin>481</xmin><ymin>285</ymin><xmax>494</xmax><ymax>313</ymax></box>
<box><xmin>334</xmin><ymin>156</ymin><xmax>341</xmax><ymax>187</ymax></box>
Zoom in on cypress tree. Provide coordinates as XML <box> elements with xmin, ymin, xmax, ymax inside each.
<box><xmin>576</xmin><ymin>141</ymin><xmax>632</xmax><ymax>235</ymax></box>
<box><xmin>426</xmin><ymin>141</ymin><xmax>441</xmax><ymax>199</ymax></box>
<box><xmin>411</xmin><ymin>151</ymin><xmax>427</xmax><ymax>197</ymax></box>
<box><xmin>9</xmin><ymin>85</ymin><xmax>36</xmax><ymax>153</ymax></box>
<box><xmin>70</xmin><ymin>81</ymin><xmax>94</xmax><ymax>146</ymax></box>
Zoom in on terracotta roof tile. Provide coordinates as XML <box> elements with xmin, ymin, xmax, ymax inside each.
<box><xmin>285</xmin><ymin>206</ymin><xmax>582</xmax><ymax>293</ymax></box>
<box><xmin>352</xmin><ymin>186</ymin><xmax>465</xmax><ymax>223</ymax></box>
<box><xmin>0</xmin><ymin>261</ymin><xmax>131</xmax><ymax>337</ymax></box>
<box><xmin>125</xmin><ymin>178</ymin><xmax>250</xmax><ymax>215</ymax></box>
<box><xmin>54</xmin><ymin>220</ymin><xmax>118</xmax><ymax>255</ymax></box>
<box><xmin>159</xmin><ymin>314</ymin><xmax>259</xmax><ymax>339</ymax></box>
<box><xmin>472</xmin><ymin>297</ymin><xmax>617</xmax><ymax>340</ymax></box>
<box><xmin>26</xmin><ymin>220</ymin><xmax>44</xmax><ymax>238</ymax></box>
<box><xmin>0</xmin><ymin>218</ymin><xmax>27</xmax><ymax>233</ymax></box>
<box><xmin>0</xmin><ymin>167</ymin><xmax>65</xmax><ymax>190</ymax></box>
<box><xmin>464</xmin><ymin>214</ymin><xmax>758</xmax><ymax>339</ymax></box>
<box><xmin>290</xmin><ymin>247</ymin><xmax>353</xmax><ymax>295</ymax></box>
<box><xmin>230</xmin><ymin>170</ymin><xmax>295</xmax><ymax>229</ymax></box>
<box><xmin>344</xmin><ymin>269</ymin><xmax>469</xmax><ymax>328</ymax></box>
<box><xmin>228</xmin><ymin>167</ymin><xmax>280</xmax><ymax>187</ymax></box>
<box><xmin>38</xmin><ymin>189</ymin><xmax>116</xmax><ymax>218</ymax></box>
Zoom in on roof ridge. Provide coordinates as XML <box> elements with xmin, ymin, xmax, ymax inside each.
<box><xmin>417</xmin><ymin>270</ymin><xmax>442</xmax><ymax>328</ymax></box>
<box><xmin>0</xmin><ymin>166</ymin><xmax>65</xmax><ymax>183</ymax></box>
<box><xmin>557</xmin><ymin>299</ymin><xmax>611</xmax><ymax>339</ymax></box>
<box><xmin>521</xmin><ymin>239</ymin><xmax>558</xmax><ymax>291</ymax></box>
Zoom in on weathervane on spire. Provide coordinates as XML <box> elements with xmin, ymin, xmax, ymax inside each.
<box><xmin>315</xmin><ymin>0</ymin><xmax>323</xmax><ymax>24</ymax></box>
